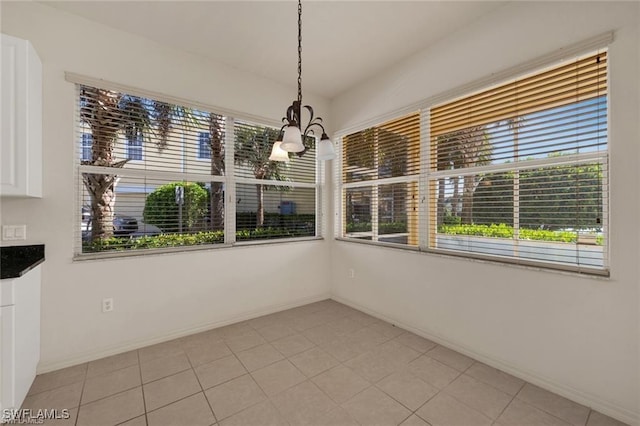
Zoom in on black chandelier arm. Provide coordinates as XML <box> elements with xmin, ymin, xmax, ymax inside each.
<box><xmin>302</xmin><ymin>121</ymin><xmax>327</xmax><ymax>139</ymax></box>
<box><xmin>301</xmin><ymin>105</ymin><xmax>327</xmax><ymax>139</ymax></box>
<box><xmin>282</xmin><ymin>100</ymin><xmax>302</xmax><ymax>126</ymax></box>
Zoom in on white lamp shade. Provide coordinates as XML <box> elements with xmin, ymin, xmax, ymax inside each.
<box><xmin>280</xmin><ymin>125</ymin><xmax>305</xmax><ymax>152</ymax></box>
<box><xmin>317</xmin><ymin>137</ymin><xmax>336</xmax><ymax>160</ymax></box>
<box><xmin>269</xmin><ymin>141</ymin><xmax>289</xmax><ymax>162</ymax></box>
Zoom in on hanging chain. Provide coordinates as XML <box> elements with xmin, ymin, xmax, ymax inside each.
<box><xmin>297</xmin><ymin>0</ymin><xmax>302</xmax><ymax>103</ymax></box>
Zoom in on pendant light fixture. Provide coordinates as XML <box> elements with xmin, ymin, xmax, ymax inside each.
<box><xmin>269</xmin><ymin>0</ymin><xmax>336</xmax><ymax>162</ymax></box>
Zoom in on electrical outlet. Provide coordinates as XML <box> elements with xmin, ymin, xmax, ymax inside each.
<box><xmin>349</xmin><ymin>268</ymin><xmax>355</xmax><ymax>279</ymax></box>
<box><xmin>102</xmin><ymin>298</ymin><xmax>114</xmax><ymax>313</ymax></box>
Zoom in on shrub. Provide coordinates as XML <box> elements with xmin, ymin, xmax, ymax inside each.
<box><xmin>236</xmin><ymin>227</ymin><xmax>313</xmax><ymax>241</ymax></box>
<box><xmin>83</xmin><ymin>227</ymin><xmax>315</xmax><ymax>253</ymax></box>
<box><xmin>345</xmin><ymin>222</ymin><xmax>371</xmax><ymax>233</ymax></box>
<box><xmin>438</xmin><ymin>223</ymin><xmax>602</xmax><ymax>245</ymax></box>
<box><xmin>345</xmin><ymin>221</ymin><xmax>407</xmax><ymax>233</ymax></box>
<box><xmin>143</xmin><ymin>182</ymin><xmax>208</xmax><ymax>232</ymax></box>
<box><xmin>236</xmin><ymin>212</ymin><xmax>315</xmax><ymax>232</ymax></box>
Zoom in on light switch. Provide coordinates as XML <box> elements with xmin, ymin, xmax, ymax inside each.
<box><xmin>13</xmin><ymin>225</ymin><xmax>26</xmax><ymax>240</ymax></box>
<box><xmin>2</xmin><ymin>225</ymin><xmax>14</xmax><ymax>240</ymax></box>
<box><xmin>2</xmin><ymin>225</ymin><xmax>27</xmax><ymax>241</ymax></box>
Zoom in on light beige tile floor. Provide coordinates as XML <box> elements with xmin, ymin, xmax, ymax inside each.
<box><xmin>22</xmin><ymin>299</ymin><xmax>628</xmax><ymax>426</ymax></box>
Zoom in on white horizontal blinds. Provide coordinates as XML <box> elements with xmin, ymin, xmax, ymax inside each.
<box><xmin>79</xmin><ymin>176</ymin><xmax>224</xmax><ymax>252</ymax></box>
<box><xmin>342</xmin><ymin>112</ymin><xmax>420</xmax><ymax>246</ymax></box>
<box><xmin>77</xmin><ymin>84</ymin><xmax>226</xmax><ymax>254</ymax></box>
<box><xmin>428</xmin><ymin>51</ymin><xmax>608</xmax><ymax>272</ymax></box>
<box><xmin>430</xmin><ymin>52</ymin><xmax>608</xmax><ymax>138</ymax></box>
<box><xmin>234</xmin><ymin>121</ymin><xmax>316</xmax><ymax>183</ymax></box>
<box><xmin>236</xmin><ymin>184</ymin><xmax>316</xmax><ymax>240</ymax></box>
<box><xmin>343</xmin><ymin>113</ymin><xmax>420</xmax><ymax>183</ymax></box>
<box><xmin>344</xmin><ymin>187</ymin><xmax>373</xmax><ymax>240</ymax></box>
<box><xmin>233</xmin><ymin>120</ymin><xmax>317</xmax><ymax>241</ymax></box>
<box><xmin>79</xmin><ymin>85</ymin><xmax>226</xmax><ymax>174</ymax></box>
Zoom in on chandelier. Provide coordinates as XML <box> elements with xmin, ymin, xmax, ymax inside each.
<box><xmin>269</xmin><ymin>0</ymin><xmax>336</xmax><ymax>162</ymax></box>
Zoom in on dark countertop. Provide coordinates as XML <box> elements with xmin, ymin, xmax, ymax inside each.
<box><xmin>1</xmin><ymin>244</ymin><xmax>45</xmax><ymax>280</ymax></box>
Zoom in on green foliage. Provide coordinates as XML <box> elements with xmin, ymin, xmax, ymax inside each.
<box><xmin>443</xmin><ymin>211</ymin><xmax>461</xmax><ymax>225</ymax></box>
<box><xmin>345</xmin><ymin>221</ymin><xmax>407</xmax><ymax>233</ymax></box>
<box><xmin>345</xmin><ymin>222</ymin><xmax>371</xmax><ymax>233</ymax></box>
<box><xmin>234</xmin><ymin>125</ymin><xmax>288</xmax><ymax>181</ymax></box>
<box><xmin>143</xmin><ymin>182</ymin><xmax>208</xmax><ymax>232</ymax></box>
<box><xmin>83</xmin><ymin>231</ymin><xmax>224</xmax><ymax>252</ymax></box>
<box><xmin>438</xmin><ymin>223</ymin><xmax>602</xmax><ymax>245</ymax></box>
<box><xmin>236</xmin><ymin>227</ymin><xmax>313</xmax><ymax>241</ymax></box>
<box><xmin>83</xmin><ymin>227</ymin><xmax>314</xmax><ymax>253</ymax></box>
<box><xmin>236</xmin><ymin>213</ymin><xmax>315</xmax><ymax>231</ymax></box>
<box><xmin>470</xmin><ymin>161</ymin><xmax>603</xmax><ymax>230</ymax></box>
<box><xmin>440</xmin><ymin>223</ymin><xmax>513</xmax><ymax>239</ymax></box>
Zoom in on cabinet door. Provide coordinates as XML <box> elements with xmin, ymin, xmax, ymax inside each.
<box><xmin>0</xmin><ymin>304</ymin><xmax>16</xmax><ymax>411</ymax></box>
<box><xmin>1</xmin><ymin>37</ymin><xmax>20</xmax><ymax>191</ymax></box>
<box><xmin>13</xmin><ymin>268</ymin><xmax>40</xmax><ymax>409</ymax></box>
<box><xmin>0</xmin><ymin>33</ymin><xmax>42</xmax><ymax>198</ymax></box>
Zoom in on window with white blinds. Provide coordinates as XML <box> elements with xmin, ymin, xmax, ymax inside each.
<box><xmin>341</xmin><ymin>113</ymin><xmax>421</xmax><ymax>246</ymax></box>
<box><xmin>76</xmin><ymin>83</ymin><xmax>318</xmax><ymax>256</ymax></box>
<box><xmin>429</xmin><ymin>51</ymin><xmax>607</xmax><ymax>273</ymax></box>
<box><xmin>337</xmin><ymin>49</ymin><xmax>609</xmax><ymax>275</ymax></box>
<box><xmin>234</xmin><ymin>121</ymin><xmax>317</xmax><ymax>241</ymax></box>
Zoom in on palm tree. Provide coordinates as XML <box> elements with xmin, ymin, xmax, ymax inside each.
<box><xmin>80</xmin><ymin>87</ymin><xmax>198</xmax><ymax>241</ymax></box>
<box><xmin>80</xmin><ymin>86</ymin><xmax>151</xmax><ymax>241</ymax></box>
<box><xmin>234</xmin><ymin>126</ymin><xmax>288</xmax><ymax>228</ymax></box>
<box><xmin>208</xmin><ymin>113</ymin><xmax>225</xmax><ymax>230</ymax></box>
<box><xmin>435</xmin><ymin>125</ymin><xmax>492</xmax><ymax>225</ymax></box>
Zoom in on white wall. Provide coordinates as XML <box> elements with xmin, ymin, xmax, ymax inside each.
<box><xmin>0</xmin><ymin>1</ymin><xmax>331</xmax><ymax>371</ymax></box>
<box><xmin>330</xmin><ymin>2</ymin><xmax>639</xmax><ymax>424</ymax></box>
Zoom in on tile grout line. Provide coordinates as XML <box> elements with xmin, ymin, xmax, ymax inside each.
<box><xmin>512</xmin><ymin>395</ymin><xmax>578</xmax><ymax>426</ymax></box>
<box><xmin>491</xmin><ymin>382</ymin><xmax>523</xmax><ymax>424</ymax></box>
<box><xmin>188</xmin><ymin>341</ymin><xmax>220</xmax><ymax>425</ymax></box>
<box><xmin>72</xmin><ymin>364</ymin><xmax>88</xmax><ymax>426</ymax></box>
<box><xmin>134</xmin><ymin>349</ymin><xmax>148</xmax><ymax>426</ymax></box>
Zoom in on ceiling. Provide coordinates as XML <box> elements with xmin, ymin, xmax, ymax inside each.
<box><xmin>45</xmin><ymin>1</ymin><xmax>507</xmax><ymax>99</ymax></box>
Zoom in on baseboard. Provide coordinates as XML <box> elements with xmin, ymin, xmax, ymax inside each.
<box><xmin>37</xmin><ymin>292</ymin><xmax>331</xmax><ymax>375</ymax></box>
<box><xmin>331</xmin><ymin>295</ymin><xmax>639</xmax><ymax>426</ymax></box>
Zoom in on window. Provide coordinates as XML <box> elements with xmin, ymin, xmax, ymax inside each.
<box><xmin>341</xmin><ymin>113</ymin><xmax>420</xmax><ymax>246</ymax></box>
<box><xmin>198</xmin><ymin>132</ymin><xmax>212</xmax><ymax>159</ymax></box>
<box><xmin>234</xmin><ymin>120</ymin><xmax>317</xmax><ymax>241</ymax></box>
<box><xmin>339</xmin><ymin>51</ymin><xmax>608</xmax><ymax>275</ymax></box>
<box><xmin>126</xmin><ymin>135</ymin><xmax>143</xmax><ymax>160</ymax></box>
<box><xmin>81</xmin><ymin>133</ymin><xmax>92</xmax><ymax>161</ymax></box>
<box><xmin>75</xmin><ymin>82</ymin><xmax>319</xmax><ymax>257</ymax></box>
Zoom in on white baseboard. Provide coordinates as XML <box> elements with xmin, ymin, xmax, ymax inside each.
<box><xmin>37</xmin><ymin>292</ymin><xmax>331</xmax><ymax>375</ymax></box>
<box><xmin>332</xmin><ymin>295</ymin><xmax>639</xmax><ymax>426</ymax></box>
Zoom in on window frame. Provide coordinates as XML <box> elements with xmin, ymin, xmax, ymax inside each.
<box><xmin>335</xmin><ymin>37</ymin><xmax>611</xmax><ymax>277</ymax></box>
<box><xmin>197</xmin><ymin>131</ymin><xmax>212</xmax><ymax>160</ymax></box>
<box><xmin>339</xmin><ymin>114</ymin><xmax>421</xmax><ymax>246</ymax></box>
<box><xmin>232</xmin><ymin>120</ymin><xmax>320</xmax><ymax>244</ymax></box>
<box><xmin>125</xmin><ymin>134</ymin><xmax>144</xmax><ymax>161</ymax></box>
<box><xmin>81</xmin><ymin>133</ymin><xmax>92</xmax><ymax>161</ymax></box>
<box><xmin>70</xmin><ymin>74</ymin><xmax>322</xmax><ymax>260</ymax></box>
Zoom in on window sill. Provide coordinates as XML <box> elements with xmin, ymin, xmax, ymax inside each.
<box><xmin>74</xmin><ymin>236</ymin><xmax>325</xmax><ymax>262</ymax></box>
<box><xmin>334</xmin><ymin>237</ymin><xmax>610</xmax><ymax>279</ymax></box>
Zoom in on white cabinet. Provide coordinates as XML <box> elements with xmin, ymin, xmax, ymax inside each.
<box><xmin>1</xmin><ymin>34</ymin><xmax>42</xmax><ymax>198</ymax></box>
<box><xmin>0</xmin><ymin>266</ymin><xmax>41</xmax><ymax>414</ymax></box>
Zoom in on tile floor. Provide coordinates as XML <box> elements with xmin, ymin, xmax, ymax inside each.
<box><xmin>21</xmin><ymin>299</ymin><xmax>628</xmax><ymax>426</ymax></box>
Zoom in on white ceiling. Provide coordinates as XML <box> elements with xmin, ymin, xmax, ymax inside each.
<box><xmin>45</xmin><ymin>1</ymin><xmax>506</xmax><ymax>99</ymax></box>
